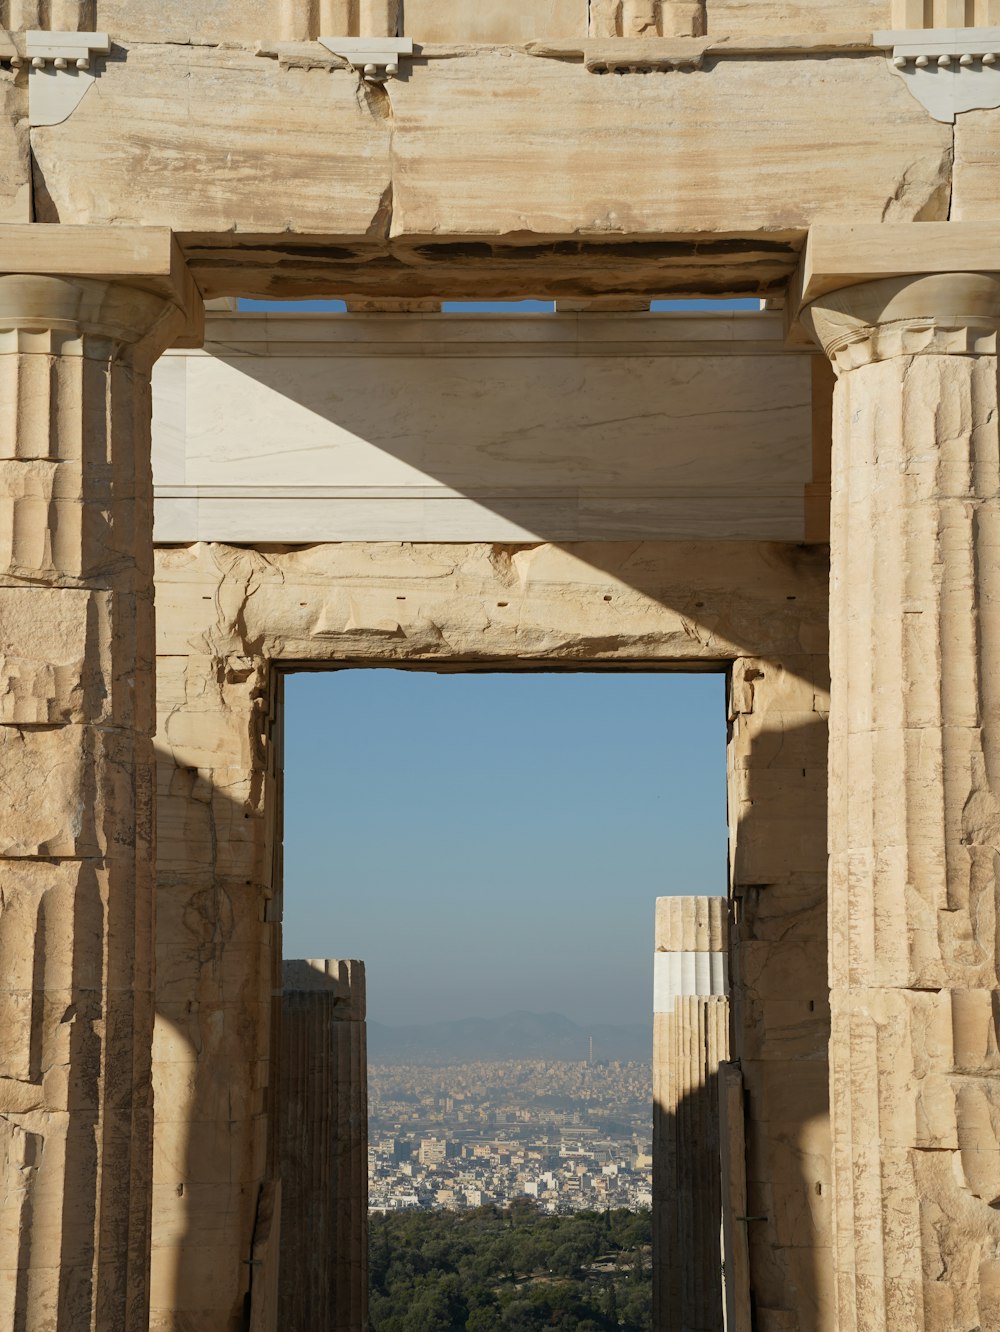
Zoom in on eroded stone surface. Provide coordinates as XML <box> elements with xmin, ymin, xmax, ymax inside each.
<box><xmin>806</xmin><ymin>275</ymin><xmax>1000</xmax><ymax>1331</ymax></box>
<box><xmin>0</xmin><ymin>274</ymin><xmax>189</xmax><ymax>1332</ymax></box>
<box><xmin>952</xmin><ymin>107</ymin><xmax>1000</xmax><ymax>221</ymax></box>
<box><xmin>727</xmin><ymin>654</ymin><xmax>833</xmax><ymax>1329</ymax></box>
<box><xmin>27</xmin><ymin>47</ymin><xmax>953</xmax><ymax>299</ymax></box>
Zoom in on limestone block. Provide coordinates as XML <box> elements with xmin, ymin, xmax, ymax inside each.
<box><xmin>0</xmin><ymin>585</ymin><xmax>150</xmax><ymax>729</ymax></box>
<box><xmin>707</xmin><ymin>0</ymin><xmax>889</xmax><ymax>34</ymax></box>
<box><xmin>588</xmin><ymin>0</ymin><xmax>705</xmax><ymax>36</ymax></box>
<box><xmin>733</xmin><ymin>877</ymin><xmax>827</xmax><ymax>944</ymax></box>
<box><xmin>656</xmin><ymin>894</ymin><xmax>728</xmax><ymax>952</ymax></box>
<box><xmin>1</xmin><ymin>1</ymin><xmax>95</xmax><ymax>24</ymax></box>
<box><xmin>0</xmin><ymin>725</ymin><xmax>90</xmax><ymax>857</ymax></box>
<box><xmin>95</xmin><ymin>0</ymin><xmax>275</xmax><ymax>42</ymax></box>
<box><xmin>28</xmin><ymin>49</ymin><xmax>953</xmax><ymax>294</ymax></box>
<box><xmin>155</xmin><ymin>540</ymin><xmax>831</xmax><ymax>672</ymax></box>
<box><xmin>0</xmin><ymin>868</ymin><xmax>85</xmax><ymax>1083</ymax></box>
<box><xmin>739</xmin><ymin>998</ymin><xmax>831</xmax><ymax>1062</ymax></box>
<box><xmin>404</xmin><ymin>0</ymin><xmax>587</xmax><ymax>41</ymax></box>
<box><xmin>0</xmin><ymin>586</ymin><xmax>96</xmax><ymax>723</ymax></box>
<box><xmin>387</xmin><ymin>53</ymin><xmax>952</xmax><ymax>244</ymax></box>
<box><xmin>952</xmin><ymin>107</ymin><xmax>1000</xmax><ymax>220</ymax></box>
<box><xmin>151</xmin><ymin>674</ymin><xmax>281</xmax><ymax>1331</ymax></box>
<box><xmin>30</xmin><ymin>44</ymin><xmax>393</xmax><ymax>236</ymax></box>
<box><xmin>0</xmin><ymin>725</ymin><xmax>149</xmax><ymax>858</ymax></box>
<box><xmin>0</xmin><ymin>73</ymin><xmax>29</xmax><ymax>224</ymax></box>
<box><xmin>247</xmin><ymin>1180</ymin><xmax>281</xmax><ymax>1332</ymax></box>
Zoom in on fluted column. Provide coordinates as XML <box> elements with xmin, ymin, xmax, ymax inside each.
<box><xmin>652</xmin><ymin>896</ymin><xmax>729</xmax><ymax>1332</ymax></box>
<box><xmin>804</xmin><ymin>272</ymin><xmax>1000</xmax><ymax>1331</ymax></box>
<box><xmin>0</xmin><ymin>270</ymin><xmax>194</xmax><ymax>1330</ymax></box>
<box><xmin>279</xmin><ymin>959</ymin><xmax>368</xmax><ymax>1332</ymax></box>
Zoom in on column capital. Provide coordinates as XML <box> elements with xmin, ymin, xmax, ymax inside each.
<box><xmin>803</xmin><ymin>271</ymin><xmax>1000</xmax><ymax>371</ymax></box>
<box><xmin>785</xmin><ymin>222</ymin><xmax>1000</xmax><ymax>356</ymax></box>
<box><xmin>0</xmin><ymin>224</ymin><xmax>204</xmax><ymax>355</ymax></box>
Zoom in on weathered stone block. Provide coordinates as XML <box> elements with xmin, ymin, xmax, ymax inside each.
<box><xmin>953</xmin><ymin>108</ymin><xmax>1000</xmax><ymax>222</ymax></box>
<box><xmin>0</xmin><ymin>586</ymin><xmax>113</xmax><ymax>724</ymax></box>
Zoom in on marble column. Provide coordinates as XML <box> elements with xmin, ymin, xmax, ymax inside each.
<box><xmin>652</xmin><ymin>896</ymin><xmax>729</xmax><ymax>1332</ymax></box>
<box><xmin>0</xmin><ymin>271</ymin><xmax>193</xmax><ymax>1330</ymax></box>
<box><xmin>804</xmin><ymin>273</ymin><xmax>1000</xmax><ymax>1331</ymax></box>
<box><xmin>279</xmin><ymin>959</ymin><xmax>368</xmax><ymax>1332</ymax></box>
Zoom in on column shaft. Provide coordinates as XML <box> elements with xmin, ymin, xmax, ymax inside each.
<box><xmin>652</xmin><ymin>896</ymin><xmax>729</xmax><ymax>1332</ymax></box>
<box><xmin>0</xmin><ymin>275</ymin><xmax>185</xmax><ymax>1330</ymax></box>
<box><xmin>806</xmin><ymin>273</ymin><xmax>1000</xmax><ymax>1330</ymax></box>
<box><xmin>278</xmin><ymin>959</ymin><xmax>368</xmax><ymax>1332</ymax></box>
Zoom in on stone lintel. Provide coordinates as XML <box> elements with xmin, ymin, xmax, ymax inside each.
<box><xmin>0</xmin><ymin>224</ymin><xmax>204</xmax><ymax>347</ymax></box>
<box><xmin>786</xmin><ymin>221</ymin><xmax>1000</xmax><ymax>343</ymax></box>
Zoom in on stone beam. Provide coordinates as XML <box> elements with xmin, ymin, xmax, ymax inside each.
<box><xmin>151</xmin><ymin>309</ymin><xmax>818</xmax><ymax>548</ymax></box>
<box><xmin>23</xmin><ymin>44</ymin><xmax>954</xmax><ymax>299</ymax></box>
<box><xmin>0</xmin><ymin>224</ymin><xmax>205</xmax><ymax>345</ymax></box>
<box><xmin>786</xmin><ymin>221</ymin><xmax>1000</xmax><ymax>340</ymax></box>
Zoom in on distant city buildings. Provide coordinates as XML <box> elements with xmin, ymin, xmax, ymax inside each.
<box><xmin>369</xmin><ymin>1059</ymin><xmax>653</xmax><ymax>1213</ymax></box>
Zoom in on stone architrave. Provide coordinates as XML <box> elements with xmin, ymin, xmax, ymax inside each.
<box><xmin>803</xmin><ymin>272</ymin><xmax>1000</xmax><ymax>1331</ymax></box>
<box><xmin>0</xmin><ymin>240</ymin><xmax>199</xmax><ymax>1332</ymax></box>
<box><xmin>652</xmin><ymin>895</ymin><xmax>730</xmax><ymax>1332</ymax></box>
<box><xmin>278</xmin><ymin>959</ymin><xmax>368</xmax><ymax>1332</ymax></box>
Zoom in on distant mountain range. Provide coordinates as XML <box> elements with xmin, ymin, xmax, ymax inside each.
<box><xmin>367</xmin><ymin>1010</ymin><xmax>652</xmax><ymax>1065</ymax></box>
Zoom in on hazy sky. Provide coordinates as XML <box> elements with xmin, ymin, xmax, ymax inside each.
<box><xmin>282</xmin><ymin>670</ymin><xmax>727</xmax><ymax>1028</ymax></box>
<box><xmin>240</xmin><ymin>295</ymin><xmax>744</xmax><ymax>1028</ymax></box>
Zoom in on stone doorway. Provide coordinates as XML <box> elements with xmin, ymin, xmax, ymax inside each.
<box><xmin>149</xmin><ymin>537</ymin><xmax>831</xmax><ymax>1330</ymax></box>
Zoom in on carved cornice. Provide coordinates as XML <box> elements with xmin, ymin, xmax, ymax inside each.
<box><xmin>317</xmin><ymin>36</ymin><xmax>413</xmax><ymax>81</ymax></box>
<box><xmin>23</xmin><ymin>32</ymin><xmax>111</xmax><ymax>127</ymax></box>
<box><xmin>877</xmin><ymin>26</ymin><xmax>1000</xmax><ymax>122</ymax></box>
<box><xmin>256</xmin><ymin>36</ymin><xmax>414</xmax><ymax>80</ymax></box>
<box><xmin>802</xmin><ymin>273</ymin><xmax>1000</xmax><ymax>371</ymax></box>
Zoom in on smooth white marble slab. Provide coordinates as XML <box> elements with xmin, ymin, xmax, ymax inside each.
<box><xmin>152</xmin><ymin>313</ymin><xmax>816</xmax><ymax>544</ymax></box>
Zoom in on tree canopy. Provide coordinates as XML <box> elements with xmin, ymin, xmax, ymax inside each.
<box><xmin>369</xmin><ymin>1203</ymin><xmax>652</xmax><ymax>1331</ymax></box>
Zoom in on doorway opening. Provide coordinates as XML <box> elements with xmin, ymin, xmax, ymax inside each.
<box><xmin>279</xmin><ymin>667</ymin><xmax>726</xmax><ymax>1331</ymax></box>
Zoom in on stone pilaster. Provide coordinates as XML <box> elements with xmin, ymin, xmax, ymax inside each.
<box><xmin>0</xmin><ymin>271</ymin><xmax>193</xmax><ymax>1331</ymax></box>
<box><xmin>652</xmin><ymin>896</ymin><xmax>729</xmax><ymax>1332</ymax></box>
<box><xmin>279</xmin><ymin>959</ymin><xmax>368</xmax><ymax>1332</ymax></box>
<box><xmin>804</xmin><ymin>272</ymin><xmax>1000</xmax><ymax>1331</ymax></box>
<box><xmin>727</xmin><ymin>650</ymin><xmax>833</xmax><ymax>1330</ymax></box>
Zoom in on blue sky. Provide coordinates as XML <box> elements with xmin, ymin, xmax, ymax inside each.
<box><xmin>283</xmin><ymin>669</ymin><xmax>727</xmax><ymax>1028</ymax></box>
<box><xmin>239</xmin><ymin>296</ymin><xmax>742</xmax><ymax>1029</ymax></box>
<box><xmin>239</xmin><ymin>298</ymin><xmax>762</xmax><ymax>314</ymax></box>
